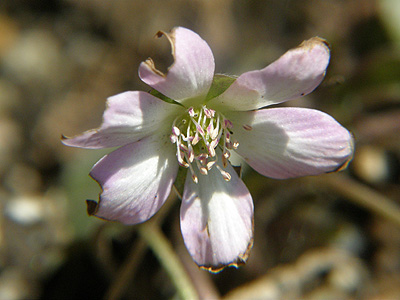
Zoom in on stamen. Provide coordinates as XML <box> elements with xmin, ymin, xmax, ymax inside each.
<box><xmin>223</xmin><ymin>150</ymin><xmax>230</xmax><ymax>159</ymax></box>
<box><xmin>192</xmin><ymin>132</ymin><xmax>200</xmax><ymax>145</ymax></box>
<box><xmin>187</xmin><ymin>144</ymin><xmax>194</xmax><ymax>163</ymax></box>
<box><xmin>192</xmin><ymin>173</ymin><xmax>198</xmax><ymax>183</ymax></box>
<box><xmin>222</xmin><ymin>155</ymin><xmax>228</xmax><ymax>168</ymax></box>
<box><xmin>196</xmin><ymin>159</ymin><xmax>208</xmax><ymax>175</ymax></box>
<box><xmin>187</xmin><ymin>158</ymin><xmax>198</xmax><ymax>183</ymax></box>
<box><xmin>179</xmin><ymin>143</ymin><xmax>188</xmax><ymax>152</ymax></box>
<box><xmin>208</xmin><ymin>144</ymin><xmax>216</xmax><ymax>157</ymax></box>
<box><xmin>216</xmin><ymin>165</ymin><xmax>231</xmax><ymax>181</ymax></box>
<box><xmin>203</xmin><ymin>107</ymin><xmax>215</xmax><ymax>118</ymax></box>
<box><xmin>170</xmin><ymin>134</ymin><xmax>178</xmax><ymax>143</ymax></box>
<box><xmin>170</xmin><ymin>106</ymin><xmax>238</xmax><ymax>182</ymax></box>
<box><xmin>224</xmin><ymin>119</ymin><xmax>233</xmax><ymax>129</ymax></box>
<box><xmin>243</xmin><ymin>124</ymin><xmax>253</xmax><ymax>131</ymax></box>
<box><xmin>232</xmin><ymin>140</ymin><xmax>239</xmax><ymax>149</ymax></box>
<box><xmin>188</xmin><ymin>107</ymin><xmax>195</xmax><ymax>117</ymax></box>
<box><xmin>177</xmin><ymin>150</ymin><xmax>189</xmax><ymax>168</ymax></box>
<box><xmin>210</xmin><ymin>117</ymin><xmax>219</xmax><ymax>140</ymax></box>
<box><xmin>206</xmin><ymin>160</ymin><xmax>216</xmax><ymax>170</ymax></box>
<box><xmin>207</xmin><ymin>120</ymin><xmax>214</xmax><ymax>137</ymax></box>
<box><xmin>191</xmin><ymin>118</ymin><xmax>205</xmax><ymax>137</ymax></box>
<box><xmin>196</xmin><ymin>153</ymin><xmax>208</xmax><ymax>164</ymax></box>
<box><xmin>172</xmin><ymin>126</ymin><xmax>180</xmax><ymax>136</ymax></box>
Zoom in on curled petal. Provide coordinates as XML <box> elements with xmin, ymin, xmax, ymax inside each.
<box><xmin>62</xmin><ymin>91</ymin><xmax>181</xmax><ymax>149</ymax></box>
<box><xmin>88</xmin><ymin>135</ymin><xmax>178</xmax><ymax>224</ymax></box>
<box><xmin>229</xmin><ymin>108</ymin><xmax>354</xmax><ymax>179</ymax></box>
<box><xmin>211</xmin><ymin>37</ymin><xmax>330</xmax><ymax>111</ymax></box>
<box><xmin>180</xmin><ymin>154</ymin><xmax>254</xmax><ymax>272</ymax></box>
<box><xmin>139</xmin><ymin>27</ymin><xmax>215</xmax><ymax>102</ymax></box>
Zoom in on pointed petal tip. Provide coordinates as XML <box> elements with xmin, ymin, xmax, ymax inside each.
<box><xmin>60</xmin><ymin>134</ymin><xmax>69</xmax><ymax>144</ymax></box>
<box><xmin>60</xmin><ymin>133</ymin><xmax>77</xmax><ymax>146</ymax></box>
<box><xmin>86</xmin><ymin>199</ymin><xmax>99</xmax><ymax>216</ymax></box>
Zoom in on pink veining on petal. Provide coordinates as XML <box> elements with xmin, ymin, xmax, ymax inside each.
<box><xmin>89</xmin><ymin>135</ymin><xmax>179</xmax><ymax>225</ymax></box>
<box><xmin>62</xmin><ymin>91</ymin><xmax>180</xmax><ymax>149</ymax></box>
<box><xmin>139</xmin><ymin>27</ymin><xmax>215</xmax><ymax>102</ymax></box>
<box><xmin>210</xmin><ymin>37</ymin><xmax>330</xmax><ymax>111</ymax></box>
<box><xmin>180</xmin><ymin>152</ymin><xmax>254</xmax><ymax>272</ymax></box>
<box><xmin>229</xmin><ymin>107</ymin><xmax>354</xmax><ymax>179</ymax></box>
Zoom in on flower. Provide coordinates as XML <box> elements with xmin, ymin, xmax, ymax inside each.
<box><xmin>62</xmin><ymin>27</ymin><xmax>354</xmax><ymax>272</ymax></box>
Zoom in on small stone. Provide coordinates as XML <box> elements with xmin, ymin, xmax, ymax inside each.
<box><xmin>5</xmin><ymin>196</ymin><xmax>44</xmax><ymax>226</ymax></box>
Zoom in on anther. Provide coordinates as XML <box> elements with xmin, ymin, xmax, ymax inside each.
<box><xmin>192</xmin><ymin>173</ymin><xmax>198</xmax><ymax>184</ymax></box>
<box><xmin>187</xmin><ymin>144</ymin><xmax>195</xmax><ymax>163</ymax></box>
<box><xmin>222</xmin><ymin>155</ymin><xmax>228</xmax><ymax>168</ymax></box>
<box><xmin>243</xmin><ymin>124</ymin><xmax>253</xmax><ymax>131</ymax></box>
<box><xmin>192</xmin><ymin>132</ymin><xmax>200</xmax><ymax>145</ymax></box>
<box><xmin>203</xmin><ymin>107</ymin><xmax>215</xmax><ymax>118</ymax></box>
<box><xmin>188</xmin><ymin>107</ymin><xmax>195</xmax><ymax>117</ymax></box>
<box><xmin>216</xmin><ymin>165</ymin><xmax>231</xmax><ymax>181</ymax></box>
<box><xmin>232</xmin><ymin>140</ymin><xmax>239</xmax><ymax>149</ymax></box>
<box><xmin>177</xmin><ymin>151</ymin><xmax>189</xmax><ymax>168</ymax></box>
<box><xmin>208</xmin><ymin>144</ymin><xmax>216</xmax><ymax>157</ymax></box>
<box><xmin>170</xmin><ymin>134</ymin><xmax>178</xmax><ymax>143</ymax></box>
<box><xmin>206</xmin><ymin>160</ymin><xmax>216</xmax><ymax>170</ymax></box>
<box><xmin>172</xmin><ymin>126</ymin><xmax>180</xmax><ymax>136</ymax></box>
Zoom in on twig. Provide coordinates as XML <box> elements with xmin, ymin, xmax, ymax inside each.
<box><xmin>138</xmin><ymin>222</ymin><xmax>199</xmax><ymax>300</ymax></box>
<box><xmin>306</xmin><ymin>173</ymin><xmax>400</xmax><ymax>227</ymax></box>
<box><xmin>104</xmin><ymin>191</ymin><xmax>198</xmax><ymax>299</ymax></box>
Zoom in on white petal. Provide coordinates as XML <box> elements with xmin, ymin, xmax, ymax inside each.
<box><xmin>62</xmin><ymin>91</ymin><xmax>182</xmax><ymax>149</ymax></box>
<box><xmin>139</xmin><ymin>27</ymin><xmax>215</xmax><ymax>102</ymax></box>
<box><xmin>89</xmin><ymin>134</ymin><xmax>178</xmax><ymax>224</ymax></box>
<box><xmin>228</xmin><ymin>108</ymin><xmax>354</xmax><ymax>179</ymax></box>
<box><xmin>180</xmin><ymin>155</ymin><xmax>254</xmax><ymax>271</ymax></box>
<box><xmin>210</xmin><ymin>37</ymin><xmax>330</xmax><ymax>111</ymax></box>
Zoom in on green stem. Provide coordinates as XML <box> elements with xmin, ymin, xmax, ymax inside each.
<box><xmin>138</xmin><ymin>222</ymin><xmax>199</xmax><ymax>300</ymax></box>
<box><xmin>307</xmin><ymin>173</ymin><xmax>400</xmax><ymax>227</ymax></box>
<box><xmin>104</xmin><ymin>239</ymin><xmax>147</xmax><ymax>300</ymax></box>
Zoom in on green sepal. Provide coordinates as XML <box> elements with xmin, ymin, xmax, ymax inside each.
<box><xmin>149</xmin><ymin>89</ymin><xmax>184</xmax><ymax>107</ymax></box>
<box><xmin>205</xmin><ymin>74</ymin><xmax>236</xmax><ymax>102</ymax></box>
<box><xmin>173</xmin><ymin>167</ymin><xmax>188</xmax><ymax>200</ymax></box>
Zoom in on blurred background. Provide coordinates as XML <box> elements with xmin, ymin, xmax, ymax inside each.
<box><xmin>0</xmin><ymin>0</ymin><xmax>400</xmax><ymax>299</ymax></box>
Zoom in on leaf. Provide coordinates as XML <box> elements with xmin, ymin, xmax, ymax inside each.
<box><xmin>205</xmin><ymin>74</ymin><xmax>236</xmax><ymax>102</ymax></box>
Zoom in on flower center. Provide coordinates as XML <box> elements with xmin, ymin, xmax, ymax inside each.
<box><xmin>170</xmin><ymin>105</ymin><xmax>238</xmax><ymax>183</ymax></box>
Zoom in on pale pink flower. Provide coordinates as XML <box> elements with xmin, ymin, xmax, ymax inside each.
<box><xmin>63</xmin><ymin>27</ymin><xmax>354</xmax><ymax>272</ymax></box>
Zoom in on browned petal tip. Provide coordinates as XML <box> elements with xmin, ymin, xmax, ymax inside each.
<box><xmin>155</xmin><ymin>30</ymin><xmax>165</xmax><ymax>38</ymax></box>
<box><xmin>299</xmin><ymin>36</ymin><xmax>330</xmax><ymax>52</ymax></box>
<box><xmin>144</xmin><ymin>57</ymin><xmax>166</xmax><ymax>77</ymax></box>
<box><xmin>200</xmin><ymin>256</ymin><xmax>247</xmax><ymax>274</ymax></box>
<box><xmin>86</xmin><ymin>199</ymin><xmax>99</xmax><ymax>216</ymax></box>
<box><xmin>199</xmin><ymin>235</ymin><xmax>254</xmax><ymax>273</ymax></box>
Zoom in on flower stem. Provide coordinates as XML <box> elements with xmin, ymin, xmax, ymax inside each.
<box><xmin>307</xmin><ymin>173</ymin><xmax>400</xmax><ymax>227</ymax></box>
<box><xmin>103</xmin><ymin>239</ymin><xmax>147</xmax><ymax>300</ymax></box>
<box><xmin>138</xmin><ymin>222</ymin><xmax>199</xmax><ymax>300</ymax></box>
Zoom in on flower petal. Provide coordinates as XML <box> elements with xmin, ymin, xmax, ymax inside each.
<box><xmin>139</xmin><ymin>27</ymin><xmax>215</xmax><ymax>102</ymax></box>
<box><xmin>229</xmin><ymin>108</ymin><xmax>354</xmax><ymax>179</ymax></box>
<box><xmin>210</xmin><ymin>37</ymin><xmax>330</xmax><ymax>111</ymax></box>
<box><xmin>180</xmin><ymin>156</ymin><xmax>254</xmax><ymax>271</ymax></box>
<box><xmin>88</xmin><ymin>135</ymin><xmax>178</xmax><ymax>224</ymax></box>
<box><xmin>62</xmin><ymin>91</ymin><xmax>182</xmax><ymax>149</ymax></box>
